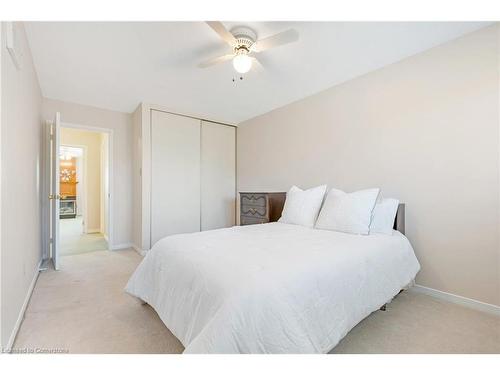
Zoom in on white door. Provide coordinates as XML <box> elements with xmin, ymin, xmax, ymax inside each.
<box><xmin>50</xmin><ymin>113</ymin><xmax>61</xmax><ymax>270</ymax></box>
<box><xmin>201</xmin><ymin>122</ymin><xmax>236</xmax><ymax>230</ymax></box>
<box><xmin>151</xmin><ymin>110</ymin><xmax>201</xmax><ymax>246</ymax></box>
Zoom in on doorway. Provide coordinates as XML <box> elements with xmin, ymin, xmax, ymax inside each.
<box><xmin>45</xmin><ymin>115</ymin><xmax>114</xmax><ymax>270</ymax></box>
<box><xmin>58</xmin><ymin>127</ymin><xmax>110</xmax><ymax>256</ymax></box>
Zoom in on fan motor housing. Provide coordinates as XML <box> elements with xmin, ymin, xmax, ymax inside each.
<box><xmin>230</xmin><ymin>26</ymin><xmax>257</xmax><ymax>51</ymax></box>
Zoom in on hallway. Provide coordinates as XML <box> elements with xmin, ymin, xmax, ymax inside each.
<box><xmin>60</xmin><ymin>217</ymin><xmax>108</xmax><ymax>256</ymax></box>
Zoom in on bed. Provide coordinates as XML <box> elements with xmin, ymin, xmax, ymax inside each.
<box><xmin>125</xmin><ymin>204</ymin><xmax>420</xmax><ymax>354</ymax></box>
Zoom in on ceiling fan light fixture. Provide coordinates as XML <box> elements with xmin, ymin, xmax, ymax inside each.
<box><xmin>232</xmin><ymin>53</ymin><xmax>252</xmax><ymax>74</ymax></box>
<box><xmin>200</xmin><ymin>22</ymin><xmax>299</xmax><ymax>74</ymax></box>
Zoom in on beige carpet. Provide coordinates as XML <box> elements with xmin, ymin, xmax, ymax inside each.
<box><xmin>60</xmin><ymin>217</ymin><xmax>108</xmax><ymax>256</ymax></box>
<box><xmin>14</xmin><ymin>249</ymin><xmax>499</xmax><ymax>354</ymax></box>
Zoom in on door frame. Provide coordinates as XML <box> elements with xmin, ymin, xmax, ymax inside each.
<box><xmin>59</xmin><ymin>122</ymin><xmax>114</xmax><ymax>250</ymax></box>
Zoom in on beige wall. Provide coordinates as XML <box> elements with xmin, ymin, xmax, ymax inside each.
<box><xmin>238</xmin><ymin>26</ymin><xmax>500</xmax><ymax>306</ymax></box>
<box><xmin>1</xmin><ymin>23</ymin><xmax>43</xmax><ymax>347</ymax></box>
<box><xmin>42</xmin><ymin>98</ymin><xmax>133</xmax><ymax>248</ymax></box>
<box><xmin>60</xmin><ymin>128</ymin><xmax>102</xmax><ymax>232</ymax></box>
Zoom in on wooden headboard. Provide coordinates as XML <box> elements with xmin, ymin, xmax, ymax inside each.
<box><xmin>393</xmin><ymin>203</ymin><xmax>405</xmax><ymax>234</ymax></box>
<box><xmin>273</xmin><ymin>192</ymin><xmax>406</xmax><ymax>234</ymax></box>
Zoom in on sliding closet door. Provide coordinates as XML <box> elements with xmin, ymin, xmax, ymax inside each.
<box><xmin>151</xmin><ymin>110</ymin><xmax>200</xmax><ymax>245</ymax></box>
<box><xmin>201</xmin><ymin>121</ymin><xmax>236</xmax><ymax>230</ymax></box>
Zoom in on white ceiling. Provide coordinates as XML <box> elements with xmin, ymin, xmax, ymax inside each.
<box><xmin>25</xmin><ymin>22</ymin><xmax>490</xmax><ymax>124</ymax></box>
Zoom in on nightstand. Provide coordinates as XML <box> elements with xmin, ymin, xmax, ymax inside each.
<box><xmin>239</xmin><ymin>192</ymin><xmax>286</xmax><ymax>225</ymax></box>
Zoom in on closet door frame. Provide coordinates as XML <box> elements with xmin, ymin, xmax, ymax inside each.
<box><xmin>140</xmin><ymin>104</ymin><xmax>237</xmax><ymax>250</ymax></box>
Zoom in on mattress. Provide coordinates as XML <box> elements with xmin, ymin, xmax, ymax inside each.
<box><xmin>126</xmin><ymin>222</ymin><xmax>420</xmax><ymax>353</ymax></box>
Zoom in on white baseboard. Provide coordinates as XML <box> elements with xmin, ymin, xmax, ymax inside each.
<box><xmin>412</xmin><ymin>284</ymin><xmax>500</xmax><ymax>316</ymax></box>
<box><xmin>132</xmin><ymin>244</ymin><xmax>148</xmax><ymax>256</ymax></box>
<box><xmin>111</xmin><ymin>243</ymin><xmax>134</xmax><ymax>251</ymax></box>
<box><xmin>103</xmin><ymin>234</ymin><xmax>109</xmax><ymax>242</ymax></box>
<box><xmin>86</xmin><ymin>228</ymin><xmax>101</xmax><ymax>234</ymax></box>
<box><xmin>6</xmin><ymin>260</ymin><xmax>42</xmax><ymax>351</ymax></box>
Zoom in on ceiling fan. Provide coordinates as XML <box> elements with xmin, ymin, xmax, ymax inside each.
<box><xmin>198</xmin><ymin>22</ymin><xmax>299</xmax><ymax>74</ymax></box>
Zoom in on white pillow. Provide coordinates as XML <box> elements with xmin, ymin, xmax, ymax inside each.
<box><xmin>315</xmin><ymin>188</ymin><xmax>380</xmax><ymax>235</ymax></box>
<box><xmin>278</xmin><ymin>185</ymin><xmax>327</xmax><ymax>227</ymax></box>
<box><xmin>370</xmin><ymin>198</ymin><xmax>400</xmax><ymax>235</ymax></box>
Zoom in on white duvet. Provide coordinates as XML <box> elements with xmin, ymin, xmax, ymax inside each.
<box><xmin>126</xmin><ymin>222</ymin><xmax>420</xmax><ymax>353</ymax></box>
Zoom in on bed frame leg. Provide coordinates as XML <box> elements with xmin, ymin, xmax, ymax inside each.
<box><xmin>380</xmin><ymin>289</ymin><xmax>404</xmax><ymax>312</ymax></box>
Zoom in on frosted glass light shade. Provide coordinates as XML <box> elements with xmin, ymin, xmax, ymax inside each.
<box><xmin>232</xmin><ymin>54</ymin><xmax>252</xmax><ymax>74</ymax></box>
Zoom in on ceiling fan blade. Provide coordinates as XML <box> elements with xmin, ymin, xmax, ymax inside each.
<box><xmin>206</xmin><ymin>21</ymin><xmax>237</xmax><ymax>47</ymax></box>
<box><xmin>198</xmin><ymin>54</ymin><xmax>234</xmax><ymax>68</ymax></box>
<box><xmin>251</xmin><ymin>29</ymin><xmax>299</xmax><ymax>53</ymax></box>
<box><xmin>251</xmin><ymin>56</ymin><xmax>264</xmax><ymax>73</ymax></box>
